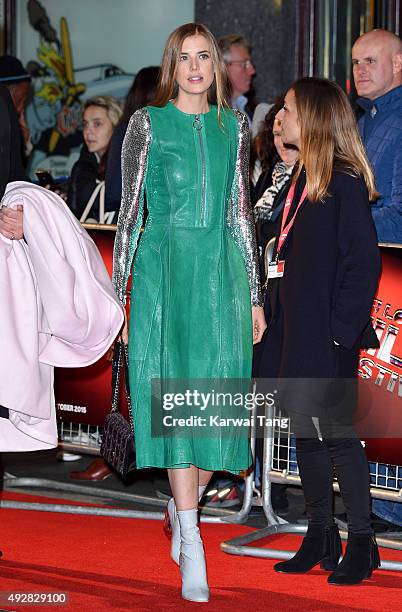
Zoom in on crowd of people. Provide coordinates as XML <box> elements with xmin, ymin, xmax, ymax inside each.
<box><xmin>0</xmin><ymin>28</ymin><xmax>400</xmax><ymax>245</ymax></box>
<box><xmin>0</xmin><ymin>20</ymin><xmax>401</xmax><ymax>604</ymax></box>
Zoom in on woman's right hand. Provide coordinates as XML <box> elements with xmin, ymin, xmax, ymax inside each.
<box><xmin>106</xmin><ymin>310</ymin><xmax>128</xmax><ymax>360</ymax></box>
<box><xmin>0</xmin><ymin>205</ymin><xmax>24</xmax><ymax>240</ymax></box>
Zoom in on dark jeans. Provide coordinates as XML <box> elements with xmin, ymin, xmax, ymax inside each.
<box><xmin>290</xmin><ymin>411</ymin><xmax>372</xmax><ymax>535</ymax></box>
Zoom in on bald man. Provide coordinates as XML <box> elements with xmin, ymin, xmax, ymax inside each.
<box><xmin>352</xmin><ymin>29</ymin><xmax>402</xmax><ymax>243</ymax></box>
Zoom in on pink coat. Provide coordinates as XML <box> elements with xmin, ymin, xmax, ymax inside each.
<box><xmin>0</xmin><ymin>182</ymin><xmax>124</xmax><ymax>451</ymax></box>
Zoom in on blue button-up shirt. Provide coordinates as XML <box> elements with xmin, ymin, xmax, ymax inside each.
<box><xmin>357</xmin><ymin>85</ymin><xmax>402</xmax><ymax>243</ymax></box>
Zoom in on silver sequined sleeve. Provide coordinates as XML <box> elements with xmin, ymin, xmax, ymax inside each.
<box><xmin>112</xmin><ymin>108</ymin><xmax>151</xmax><ymax>304</ymax></box>
<box><xmin>227</xmin><ymin>110</ymin><xmax>262</xmax><ymax>306</ymax></box>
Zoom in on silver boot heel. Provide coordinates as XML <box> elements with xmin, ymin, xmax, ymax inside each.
<box><xmin>177</xmin><ymin>508</ymin><xmax>210</xmax><ymax>603</ymax></box>
<box><xmin>167</xmin><ymin>497</ymin><xmax>180</xmax><ymax>565</ymax></box>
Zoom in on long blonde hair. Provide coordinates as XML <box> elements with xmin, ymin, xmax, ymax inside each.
<box><xmin>292</xmin><ymin>77</ymin><xmax>377</xmax><ymax>201</ymax></box>
<box><xmin>152</xmin><ymin>22</ymin><xmax>230</xmax><ymax>120</ymax></box>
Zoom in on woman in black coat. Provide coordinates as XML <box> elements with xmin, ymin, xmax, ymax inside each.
<box><xmin>256</xmin><ymin>77</ymin><xmax>381</xmax><ymax>585</ymax></box>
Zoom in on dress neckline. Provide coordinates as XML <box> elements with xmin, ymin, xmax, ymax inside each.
<box><xmin>168</xmin><ymin>100</ymin><xmax>215</xmax><ymax>117</ymax></box>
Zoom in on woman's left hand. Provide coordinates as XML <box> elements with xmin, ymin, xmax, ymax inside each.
<box><xmin>252</xmin><ymin>305</ymin><xmax>267</xmax><ymax>345</ymax></box>
<box><xmin>0</xmin><ymin>205</ymin><xmax>24</xmax><ymax>240</ymax></box>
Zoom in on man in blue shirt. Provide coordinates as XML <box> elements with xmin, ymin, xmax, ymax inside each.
<box><xmin>352</xmin><ymin>29</ymin><xmax>402</xmax><ymax>244</ymax></box>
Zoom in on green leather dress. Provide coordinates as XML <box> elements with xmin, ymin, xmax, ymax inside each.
<box><xmin>112</xmin><ymin>102</ymin><xmax>261</xmax><ymax>473</ymax></box>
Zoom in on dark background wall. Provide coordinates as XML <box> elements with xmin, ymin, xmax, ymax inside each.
<box><xmin>195</xmin><ymin>0</ymin><xmax>298</xmax><ymax>104</ymax></box>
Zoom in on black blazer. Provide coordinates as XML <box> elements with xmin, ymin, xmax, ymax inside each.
<box><xmin>0</xmin><ymin>85</ymin><xmax>26</xmax><ymax>200</ymax></box>
<box><xmin>261</xmin><ymin>168</ymin><xmax>381</xmax><ymax>380</ymax></box>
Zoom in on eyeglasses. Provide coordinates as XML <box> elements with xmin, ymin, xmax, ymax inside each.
<box><xmin>226</xmin><ymin>59</ymin><xmax>254</xmax><ymax>69</ymax></box>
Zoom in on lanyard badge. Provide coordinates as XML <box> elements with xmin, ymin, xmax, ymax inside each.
<box><xmin>267</xmin><ymin>258</ymin><xmax>285</xmax><ymax>279</ymax></box>
<box><xmin>268</xmin><ymin>182</ymin><xmax>307</xmax><ymax>279</ymax></box>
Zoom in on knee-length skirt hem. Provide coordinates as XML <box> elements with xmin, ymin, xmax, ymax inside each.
<box><xmin>134</xmin><ymin>460</ymin><xmax>251</xmax><ymax>475</ymax></box>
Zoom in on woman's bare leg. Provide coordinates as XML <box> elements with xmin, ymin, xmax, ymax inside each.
<box><xmin>168</xmin><ymin>466</ymin><xmax>198</xmax><ymax>511</ymax></box>
<box><xmin>198</xmin><ymin>467</ymin><xmax>213</xmax><ymax>487</ymax></box>
<box><xmin>168</xmin><ymin>466</ymin><xmax>214</xmax><ymax>510</ymax></box>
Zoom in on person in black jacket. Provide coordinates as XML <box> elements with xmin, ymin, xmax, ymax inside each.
<box><xmin>67</xmin><ymin>95</ymin><xmax>122</xmax><ymax>222</ymax></box>
<box><xmin>255</xmin><ymin>78</ymin><xmax>381</xmax><ymax>585</ymax></box>
<box><xmin>252</xmin><ymin>98</ymin><xmax>299</xmax><ymax>282</ymax></box>
<box><xmin>0</xmin><ymin>83</ymin><xmax>27</xmax><ymax>560</ymax></box>
<box><xmin>0</xmin><ymin>84</ymin><xmax>25</xmax><ymax>239</ymax></box>
<box><xmin>0</xmin><ymin>84</ymin><xmax>26</xmax><ymax>196</ymax></box>
<box><xmin>0</xmin><ymin>55</ymin><xmax>32</xmax><ymax>167</ymax></box>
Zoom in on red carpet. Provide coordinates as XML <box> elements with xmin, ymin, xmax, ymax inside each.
<box><xmin>1</xmin><ymin>491</ymin><xmax>402</xmax><ymax>611</ymax></box>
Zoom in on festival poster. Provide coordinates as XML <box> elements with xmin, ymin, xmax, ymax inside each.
<box><xmin>356</xmin><ymin>249</ymin><xmax>402</xmax><ymax>464</ymax></box>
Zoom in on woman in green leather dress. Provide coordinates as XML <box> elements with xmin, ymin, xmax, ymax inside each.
<box><xmin>112</xmin><ymin>23</ymin><xmax>265</xmax><ymax>603</ymax></box>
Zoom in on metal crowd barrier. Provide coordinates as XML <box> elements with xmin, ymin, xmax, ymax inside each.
<box><xmin>2</xmin><ymin>386</ymin><xmax>260</xmax><ymax>526</ymax></box>
<box><xmin>220</xmin><ymin>402</ymin><xmax>402</xmax><ymax>572</ymax></box>
<box><xmin>2</xmin><ymin>474</ymin><xmax>236</xmax><ymax>523</ymax></box>
<box><xmin>2</xmin><ymin>418</ymin><xmax>241</xmax><ymax>524</ymax></box>
<box><xmin>58</xmin><ymin>420</ymin><xmax>102</xmax><ymax>455</ymax></box>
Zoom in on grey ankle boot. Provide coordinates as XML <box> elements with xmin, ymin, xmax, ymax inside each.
<box><xmin>177</xmin><ymin>508</ymin><xmax>209</xmax><ymax>602</ymax></box>
<box><xmin>168</xmin><ymin>487</ymin><xmax>208</xmax><ymax>566</ymax></box>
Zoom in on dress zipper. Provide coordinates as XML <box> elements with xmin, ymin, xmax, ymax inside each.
<box><xmin>193</xmin><ymin>114</ymin><xmax>205</xmax><ymax>225</ymax></box>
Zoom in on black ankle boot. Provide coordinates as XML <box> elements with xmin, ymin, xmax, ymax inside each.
<box><xmin>274</xmin><ymin>524</ymin><xmax>342</xmax><ymax>574</ymax></box>
<box><xmin>328</xmin><ymin>533</ymin><xmax>380</xmax><ymax>585</ymax></box>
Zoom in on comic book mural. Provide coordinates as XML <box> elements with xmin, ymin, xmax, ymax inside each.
<box><xmin>24</xmin><ymin>0</ymin><xmax>134</xmax><ymax>178</ymax></box>
<box><xmin>16</xmin><ymin>0</ymin><xmax>194</xmax><ymax>178</ymax></box>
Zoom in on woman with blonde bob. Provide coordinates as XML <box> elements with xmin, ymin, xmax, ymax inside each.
<box><xmin>256</xmin><ymin>77</ymin><xmax>381</xmax><ymax>585</ymax></box>
<box><xmin>67</xmin><ymin>95</ymin><xmax>122</xmax><ymax>220</ymax></box>
<box><xmin>112</xmin><ymin>23</ymin><xmax>265</xmax><ymax>602</ymax></box>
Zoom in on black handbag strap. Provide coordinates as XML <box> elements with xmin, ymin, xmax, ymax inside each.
<box><xmin>111</xmin><ymin>341</ymin><xmax>134</xmax><ymax>432</ymax></box>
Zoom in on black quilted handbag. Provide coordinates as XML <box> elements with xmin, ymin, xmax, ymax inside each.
<box><xmin>100</xmin><ymin>341</ymin><xmax>136</xmax><ymax>479</ymax></box>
